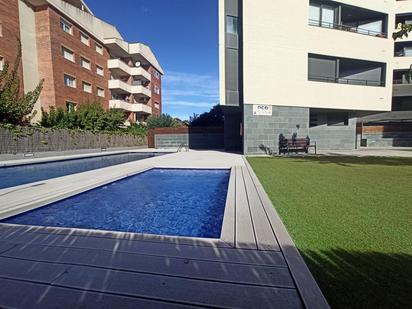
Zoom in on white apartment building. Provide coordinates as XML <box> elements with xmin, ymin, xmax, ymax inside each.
<box><xmin>220</xmin><ymin>0</ymin><xmax>412</xmax><ymax>154</ymax></box>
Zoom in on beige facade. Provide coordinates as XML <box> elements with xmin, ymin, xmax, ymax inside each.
<box><xmin>220</xmin><ymin>0</ymin><xmax>400</xmax><ymax>112</ymax></box>
<box><xmin>219</xmin><ymin>0</ymin><xmax>412</xmax><ymax>153</ymax></box>
<box><xmin>393</xmin><ymin>0</ymin><xmax>412</xmax><ymax>99</ymax></box>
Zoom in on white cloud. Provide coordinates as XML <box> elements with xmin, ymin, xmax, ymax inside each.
<box><xmin>162</xmin><ymin>71</ymin><xmax>219</xmax><ymax>115</ymax></box>
<box><xmin>166</xmin><ymin>101</ymin><xmax>215</xmax><ymax>108</ymax></box>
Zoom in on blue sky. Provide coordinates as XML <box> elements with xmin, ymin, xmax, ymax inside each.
<box><xmin>86</xmin><ymin>0</ymin><xmax>219</xmax><ymax>120</ymax></box>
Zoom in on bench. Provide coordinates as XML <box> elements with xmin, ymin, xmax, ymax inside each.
<box><xmin>278</xmin><ymin>136</ymin><xmax>317</xmax><ymax>155</ymax></box>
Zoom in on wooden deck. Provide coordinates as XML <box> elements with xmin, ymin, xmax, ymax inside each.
<box><xmin>0</xmin><ymin>151</ymin><xmax>329</xmax><ymax>308</ymax></box>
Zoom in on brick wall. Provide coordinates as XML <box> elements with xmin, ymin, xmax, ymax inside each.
<box><xmin>358</xmin><ymin>123</ymin><xmax>412</xmax><ymax>147</ymax></box>
<box><xmin>0</xmin><ymin>0</ymin><xmax>23</xmax><ymax>91</ymax></box>
<box><xmin>149</xmin><ymin>66</ymin><xmax>162</xmax><ymax>116</ymax></box>
<box><xmin>35</xmin><ymin>5</ymin><xmax>110</xmax><ymax>112</ymax></box>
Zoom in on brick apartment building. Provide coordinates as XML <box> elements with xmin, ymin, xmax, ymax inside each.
<box><xmin>0</xmin><ymin>0</ymin><xmax>163</xmax><ymax>124</ymax></box>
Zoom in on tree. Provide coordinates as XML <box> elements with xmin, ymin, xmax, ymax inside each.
<box><xmin>0</xmin><ymin>39</ymin><xmax>44</xmax><ymax>125</ymax></box>
<box><xmin>189</xmin><ymin>105</ymin><xmax>224</xmax><ymax>127</ymax></box>
<box><xmin>146</xmin><ymin>114</ymin><xmax>183</xmax><ymax>129</ymax></box>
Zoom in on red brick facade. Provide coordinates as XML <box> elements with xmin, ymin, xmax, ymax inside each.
<box><xmin>0</xmin><ymin>0</ymin><xmax>23</xmax><ymax>91</ymax></box>
<box><xmin>1</xmin><ymin>0</ymin><xmax>162</xmax><ymax>120</ymax></box>
<box><xmin>149</xmin><ymin>65</ymin><xmax>162</xmax><ymax>116</ymax></box>
<box><xmin>35</xmin><ymin>5</ymin><xmax>110</xmax><ymax>112</ymax></box>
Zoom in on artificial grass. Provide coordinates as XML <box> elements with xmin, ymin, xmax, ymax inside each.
<box><xmin>247</xmin><ymin>156</ymin><xmax>412</xmax><ymax>309</ymax></box>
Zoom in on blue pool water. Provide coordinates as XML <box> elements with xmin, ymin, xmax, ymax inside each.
<box><xmin>0</xmin><ymin>152</ymin><xmax>162</xmax><ymax>189</ymax></box>
<box><xmin>2</xmin><ymin>169</ymin><xmax>230</xmax><ymax>238</ymax></box>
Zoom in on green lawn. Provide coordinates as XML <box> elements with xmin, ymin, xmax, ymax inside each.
<box><xmin>247</xmin><ymin>156</ymin><xmax>412</xmax><ymax>309</ymax></box>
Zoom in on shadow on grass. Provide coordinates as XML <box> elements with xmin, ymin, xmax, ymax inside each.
<box><xmin>279</xmin><ymin>155</ymin><xmax>412</xmax><ymax>167</ymax></box>
<box><xmin>301</xmin><ymin>248</ymin><xmax>412</xmax><ymax>309</ymax></box>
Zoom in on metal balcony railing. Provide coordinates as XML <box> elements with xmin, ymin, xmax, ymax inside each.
<box><xmin>308</xmin><ymin>19</ymin><xmax>387</xmax><ymax>38</ymax></box>
<box><xmin>309</xmin><ymin>74</ymin><xmax>385</xmax><ymax>87</ymax></box>
<box><xmin>393</xmin><ymin>79</ymin><xmax>412</xmax><ymax>85</ymax></box>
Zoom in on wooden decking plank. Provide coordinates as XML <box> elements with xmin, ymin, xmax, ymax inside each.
<box><xmin>0</xmin><ymin>257</ymin><xmax>303</xmax><ymax>309</ymax></box>
<box><xmin>0</xmin><ymin>278</ymin><xmax>198</xmax><ymax>309</ymax></box>
<box><xmin>244</xmin><ymin>159</ymin><xmax>330</xmax><ymax>309</ymax></box>
<box><xmin>0</xmin><ymin>242</ymin><xmax>294</xmax><ymax>288</ymax></box>
<box><xmin>242</xmin><ymin>166</ymin><xmax>280</xmax><ymax>251</ymax></box>
<box><xmin>220</xmin><ymin>167</ymin><xmax>236</xmax><ymax>247</ymax></box>
<box><xmin>0</xmin><ymin>225</ymin><xmax>287</xmax><ymax>267</ymax></box>
<box><xmin>0</xmin><ymin>223</ymin><xmax>231</xmax><ymax>248</ymax></box>
<box><xmin>235</xmin><ymin>166</ymin><xmax>257</xmax><ymax>249</ymax></box>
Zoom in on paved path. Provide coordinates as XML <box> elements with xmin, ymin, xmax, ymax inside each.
<box><xmin>0</xmin><ymin>151</ymin><xmax>328</xmax><ymax>308</ymax></box>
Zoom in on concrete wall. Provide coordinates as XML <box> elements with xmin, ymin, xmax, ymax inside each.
<box><xmin>155</xmin><ymin>134</ymin><xmax>188</xmax><ymax>149</ymax></box>
<box><xmin>154</xmin><ymin>133</ymin><xmax>225</xmax><ymax>150</ymax></box>
<box><xmin>19</xmin><ymin>0</ymin><xmax>42</xmax><ymax>123</ymax></box>
<box><xmin>243</xmin><ymin>104</ymin><xmax>309</xmax><ymax>155</ymax></box>
<box><xmin>149</xmin><ymin>127</ymin><xmax>224</xmax><ymax>150</ymax></box>
<box><xmin>309</xmin><ymin>113</ymin><xmax>357</xmax><ymax>150</ymax></box>
<box><xmin>243</xmin><ymin>104</ymin><xmax>360</xmax><ymax>154</ymax></box>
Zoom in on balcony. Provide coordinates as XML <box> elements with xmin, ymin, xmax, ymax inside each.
<box><xmin>308</xmin><ymin>53</ymin><xmax>386</xmax><ymax>87</ymax></box>
<box><xmin>393</xmin><ymin>70</ymin><xmax>412</xmax><ymax>96</ymax></box>
<box><xmin>108</xmin><ymin>59</ymin><xmax>151</xmax><ymax>81</ymax></box>
<box><xmin>309</xmin><ymin>0</ymin><xmax>388</xmax><ymax>38</ymax></box>
<box><xmin>104</xmin><ymin>38</ymin><xmax>164</xmax><ymax>75</ymax></box>
<box><xmin>108</xmin><ymin>80</ymin><xmax>151</xmax><ymax>97</ymax></box>
<box><xmin>109</xmin><ymin>100</ymin><xmax>152</xmax><ymax>114</ymax></box>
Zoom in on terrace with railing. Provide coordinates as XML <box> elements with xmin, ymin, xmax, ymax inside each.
<box><xmin>309</xmin><ymin>0</ymin><xmax>388</xmax><ymax>38</ymax></box>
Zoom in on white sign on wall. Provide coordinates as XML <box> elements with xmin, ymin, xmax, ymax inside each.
<box><xmin>253</xmin><ymin>104</ymin><xmax>272</xmax><ymax>116</ymax></box>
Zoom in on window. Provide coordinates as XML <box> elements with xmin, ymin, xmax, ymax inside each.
<box><xmin>97</xmin><ymin>87</ymin><xmax>105</xmax><ymax>97</ymax></box>
<box><xmin>96</xmin><ymin>64</ymin><xmax>104</xmax><ymax>76</ymax></box>
<box><xmin>154</xmin><ymin>85</ymin><xmax>160</xmax><ymax>95</ymax></box>
<box><xmin>80</xmin><ymin>32</ymin><xmax>90</xmax><ymax>46</ymax></box>
<box><xmin>0</xmin><ymin>56</ymin><xmax>4</xmax><ymax>71</ymax></box>
<box><xmin>80</xmin><ymin>57</ymin><xmax>91</xmax><ymax>70</ymax></box>
<box><xmin>60</xmin><ymin>18</ymin><xmax>72</xmax><ymax>34</ymax></box>
<box><xmin>154</xmin><ymin>102</ymin><xmax>160</xmax><ymax>109</ymax></box>
<box><xmin>226</xmin><ymin>16</ymin><xmax>238</xmax><ymax>35</ymax></box>
<box><xmin>61</xmin><ymin>46</ymin><xmax>74</xmax><ymax>62</ymax></box>
<box><xmin>309</xmin><ymin>112</ymin><xmax>319</xmax><ymax>128</ymax></box>
<box><xmin>82</xmin><ymin>81</ymin><xmax>92</xmax><ymax>93</ymax></box>
<box><xmin>95</xmin><ymin>42</ymin><xmax>103</xmax><ymax>55</ymax></box>
<box><xmin>66</xmin><ymin>101</ymin><xmax>77</xmax><ymax>112</ymax></box>
<box><xmin>327</xmin><ymin>112</ymin><xmax>349</xmax><ymax>126</ymax></box>
<box><xmin>153</xmin><ymin>70</ymin><xmax>160</xmax><ymax>79</ymax></box>
<box><xmin>63</xmin><ymin>74</ymin><xmax>76</xmax><ymax>88</ymax></box>
<box><xmin>0</xmin><ymin>23</ymin><xmax>3</xmax><ymax>37</ymax></box>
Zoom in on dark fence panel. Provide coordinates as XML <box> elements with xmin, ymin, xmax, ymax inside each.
<box><xmin>0</xmin><ymin>127</ymin><xmax>147</xmax><ymax>154</ymax></box>
<box><xmin>148</xmin><ymin>127</ymin><xmax>224</xmax><ymax>150</ymax></box>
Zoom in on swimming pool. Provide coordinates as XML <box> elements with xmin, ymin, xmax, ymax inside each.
<box><xmin>0</xmin><ymin>152</ymin><xmax>163</xmax><ymax>189</ymax></box>
<box><xmin>2</xmin><ymin>168</ymin><xmax>230</xmax><ymax>238</ymax></box>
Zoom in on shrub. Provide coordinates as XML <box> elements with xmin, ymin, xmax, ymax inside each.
<box><xmin>40</xmin><ymin>101</ymin><xmax>126</xmax><ymax>132</ymax></box>
<box><xmin>126</xmin><ymin>123</ymin><xmax>148</xmax><ymax>136</ymax></box>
